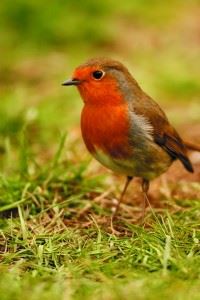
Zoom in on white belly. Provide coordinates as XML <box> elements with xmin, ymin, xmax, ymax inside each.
<box><xmin>92</xmin><ymin>143</ymin><xmax>172</xmax><ymax>180</ymax></box>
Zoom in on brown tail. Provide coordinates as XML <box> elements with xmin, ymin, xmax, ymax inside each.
<box><xmin>184</xmin><ymin>140</ymin><xmax>200</xmax><ymax>152</ymax></box>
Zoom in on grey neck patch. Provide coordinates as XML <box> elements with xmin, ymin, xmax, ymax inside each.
<box><xmin>106</xmin><ymin>68</ymin><xmax>135</xmax><ymax>103</ymax></box>
<box><xmin>106</xmin><ymin>68</ymin><xmax>153</xmax><ymax>141</ymax></box>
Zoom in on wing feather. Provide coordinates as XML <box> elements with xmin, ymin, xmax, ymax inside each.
<box><xmin>132</xmin><ymin>92</ymin><xmax>194</xmax><ymax>173</ymax></box>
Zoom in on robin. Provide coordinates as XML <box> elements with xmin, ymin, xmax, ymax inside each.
<box><xmin>62</xmin><ymin>57</ymin><xmax>200</xmax><ymax>218</ymax></box>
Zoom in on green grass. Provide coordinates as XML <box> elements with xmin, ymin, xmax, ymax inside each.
<box><xmin>1</xmin><ymin>178</ymin><xmax>200</xmax><ymax>300</ymax></box>
<box><xmin>0</xmin><ymin>131</ymin><xmax>200</xmax><ymax>300</ymax></box>
<box><xmin>0</xmin><ymin>0</ymin><xmax>200</xmax><ymax>299</ymax></box>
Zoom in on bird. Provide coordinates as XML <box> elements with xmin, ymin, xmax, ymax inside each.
<box><xmin>62</xmin><ymin>57</ymin><xmax>200</xmax><ymax>219</ymax></box>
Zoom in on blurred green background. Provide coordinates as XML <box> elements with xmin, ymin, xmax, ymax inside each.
<box><xmin>0</xmin><ymin>0</ymin><xmax>200</xmax><ymax>173</ymax></box>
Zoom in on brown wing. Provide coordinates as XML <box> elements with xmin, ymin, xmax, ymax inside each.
<box><xmin>133</xmin><ymin>92</ymin><xmax>194</xmax><ymax>173</ymax></box>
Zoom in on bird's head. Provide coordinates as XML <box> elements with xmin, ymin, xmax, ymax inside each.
<box><xmin>62</xmin><ymin>58</ymin><xmax>141</xmax><ymax>105</ymax></box>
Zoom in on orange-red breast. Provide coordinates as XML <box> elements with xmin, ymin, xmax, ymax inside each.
<box><xmin>62</xmin><ymin>57</ymin><xmax>198</xmax><ymax>217</ymax></box>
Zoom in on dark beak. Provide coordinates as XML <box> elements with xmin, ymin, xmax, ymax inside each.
<box><xmin>61</xmin><ymin>78</ymin><xmax>82</xmax><ymax>86</ymax></box>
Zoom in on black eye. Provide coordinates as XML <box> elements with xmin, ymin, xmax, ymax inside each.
<box><xmin>92</xmin><ymin>70</ymin><xmax>104</xmax><ymax>80</ymax></box>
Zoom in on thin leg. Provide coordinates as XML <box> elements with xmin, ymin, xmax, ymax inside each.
<box><xmin>141</xmin><ymin>178</ymin><xmax>150</xmax><ymax>224</ymax></box>
<box><xmin>112</xmin><ymin>176</ymin><xmax>133</xmax><ymax>219</ymax></box>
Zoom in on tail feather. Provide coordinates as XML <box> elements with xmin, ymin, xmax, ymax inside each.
<box><xmin>184</xmin><ymin>141</ymin><xmax>200</xmax><ymax>152</ymax></box>
<box><xmin>178</xmin><ymin>153</ymin><xmax>194</xmax><ymax>173</ymax></box>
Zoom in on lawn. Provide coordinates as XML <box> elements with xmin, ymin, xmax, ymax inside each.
<box><xmin>0</xmin><ymin>1</ymin><xmax>200</xmax><ymax>299</ymax></box>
